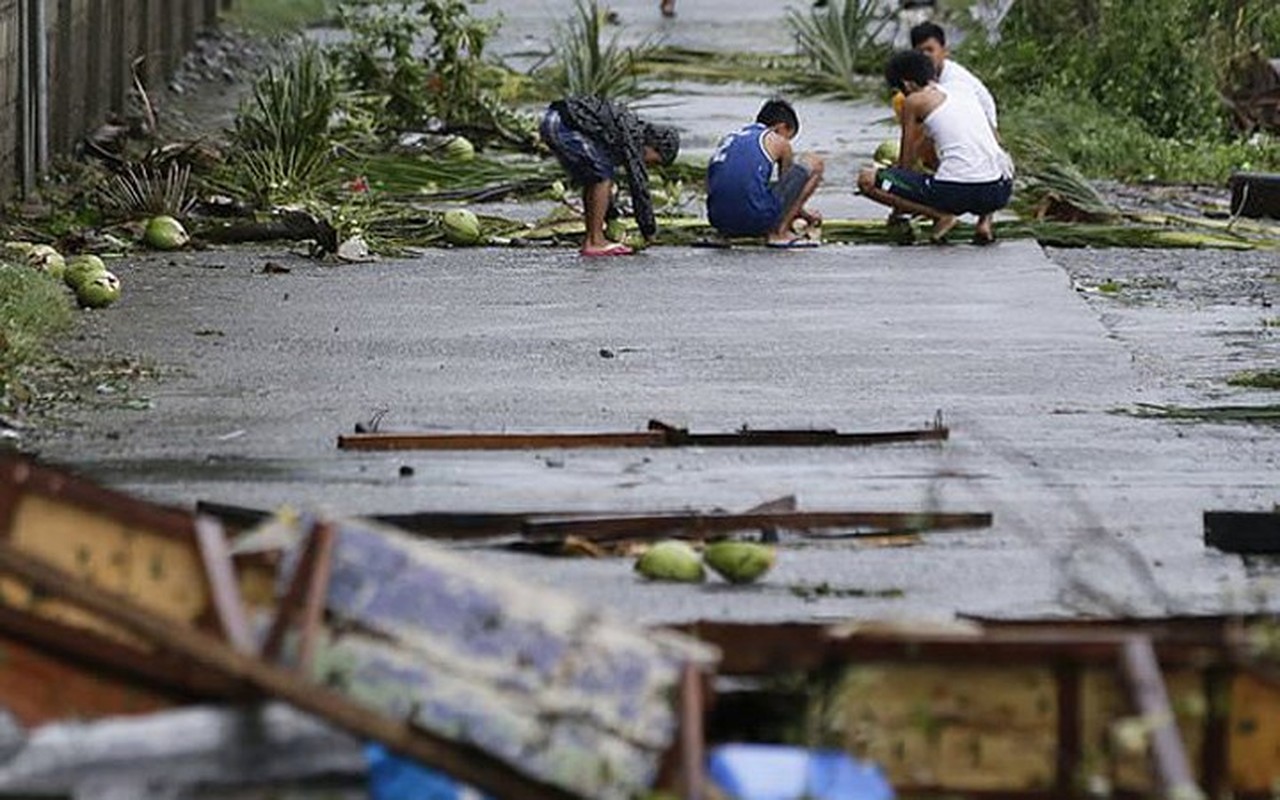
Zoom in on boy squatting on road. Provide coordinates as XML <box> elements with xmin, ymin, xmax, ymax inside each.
<box><xmin>540</xmin><ymin>96</ymin><xmax>681</xmax><ymax>257</ymax></box>
<box><xmin>706</xmin><ymin>99</ymin><xmax>825</xmax><ymax>248</ymax></box>
<box><xmin>857</xmin><ymin>50</ymin><xmax>1014</xmax><ymax>244</ymax></box>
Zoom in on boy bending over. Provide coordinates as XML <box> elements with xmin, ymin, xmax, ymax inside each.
<box><xmin>541</xmin><ymin>96</ymin><xmax>681</xmax><ymax>257</ymax></box>
<box><xmin>857</xmin><ymin>50</ymin><xmax>1013</xmax><ymax>244</ymax></box>
<box><xmin>707</xmin><ymin>99</ymin><xmax>825</xmax><ymax>248</ymax></box>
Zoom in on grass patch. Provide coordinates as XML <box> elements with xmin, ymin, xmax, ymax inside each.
<box><xmin>0</xmin><ymin>264</ymin><xmax>75</xmax><ymax>411</ymax></box>
<box><xmin>222</xmin><ymin>0</ymin><xmax>334</xmax><ymax>34</ymax></box>
<box><xmin>1228</xmin><ymin>370</ymin><xmax>1280</xmax><ymax>390</ymax></box>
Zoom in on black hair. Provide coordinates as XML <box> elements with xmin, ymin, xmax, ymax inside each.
<box><xmin>884</xmin><ymin>49</ymin><xmax>936</xmax><ymax>93</ymax></box>
<box><xmin>755</xmin><ymin>98</ymin><xmax>800</xmax><ymax>137</ymax></box>
<box><xmin>909</xmin><ymin>21</ymin><xmax>946</xmax><ymax>48</ymax></box>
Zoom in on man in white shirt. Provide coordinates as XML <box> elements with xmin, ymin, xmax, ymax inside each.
<box><xmin>910</xmin><ymin>22</ymin><xmax>998</xmax><ymax>132</ymax></box>
<box><xmin>857</xmin><ymin>50</ymin><xmax>1013</xmax><ymax>244</ymax></box>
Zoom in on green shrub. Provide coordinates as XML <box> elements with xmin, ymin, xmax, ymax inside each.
<box><xmin>966</xmin><ymin>0</ymin><xmax>1240</xmax><ymax>140</ymax></box>
<box><xmin>1002</xmin><ymin>87</ymin><xmax>1280</xmax><ymax>183</ymax></box>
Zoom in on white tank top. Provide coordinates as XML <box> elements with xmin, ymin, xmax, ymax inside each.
<box><xmin>922</xmin><ymin>85</ymin><xmax>1012</xmax><ymax>183</ymax></box>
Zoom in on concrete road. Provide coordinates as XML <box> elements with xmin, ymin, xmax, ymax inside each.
<box><xmin>22</xmin><ymin>0</ymin><xmax>1277</xmax><ymax>626</ymax></box>
<box><xmin>28</xmin><ymin>238</ymin><xmax>1272</xmax><ymax>625</ymax></box>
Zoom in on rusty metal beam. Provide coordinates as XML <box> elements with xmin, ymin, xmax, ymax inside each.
<box><xmin>522</xmin><ymin>510</ymin><xmax>992</xmax><ymax>544</ymax></box>
<box><xmin>0</xmin><ymin>540</ymin><xmax>586</xmax><ymax>800</ymax></box>
<box><xmin>336</xmin><ymin>418</ymin><xmax>949</xmax><ymax>451</ymax></box>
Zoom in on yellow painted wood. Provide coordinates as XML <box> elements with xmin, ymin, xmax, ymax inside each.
<box><xmin>1228</xmin><ymin>671</ymin><xmax>1280</xmax><ymax>791</ymax></box>
<box><xmin>3</xmin><ymin>495</ymin><xmax>209</xmax><ymax>637</ymax></box>
<box><xmin>830</xmin><ymin>664</ymin><xmax>1057</xmax><ymax>790</ymax></box>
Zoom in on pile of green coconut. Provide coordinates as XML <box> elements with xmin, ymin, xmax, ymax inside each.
<box><xmin>2</xmin><ymin>242</ymin><xmax>121</xmax><ymax>309</ymax></box>
<box><xmin>0</xmin><ymin>214</ymin><xmax>192</xmax><ymax>311</ymax></box>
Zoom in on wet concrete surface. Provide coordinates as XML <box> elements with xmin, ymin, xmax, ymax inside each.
<box><xmin>22</xmin><ymin>0</ymin><xmax>1280</xmax><ymax>626</ymax></box>
<box><xmin>27</xmin><ymin>237</ymin><xmax>1277</xmax><ymax>625</ymax></box>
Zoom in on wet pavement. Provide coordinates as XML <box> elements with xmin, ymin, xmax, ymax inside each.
<box><xmin>22</xmin><ymin>0</ymin><xmax>1280</xmax><ymax>625</ymax></box>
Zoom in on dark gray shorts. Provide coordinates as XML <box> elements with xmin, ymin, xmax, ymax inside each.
<box><xmin>771</xmin><ymin>160</ymin><xmax>813</xmax><ymax>221</ymax></box>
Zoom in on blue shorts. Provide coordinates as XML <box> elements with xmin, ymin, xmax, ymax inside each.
<box><xmin>540</xmin><ymin>109</ymin><xmax>614</xmax><ymax>186</ymax></box>
<box><xmin>876</xmin><ymin>167</ymin><xmax>1012</xmax><ymax>215</ymax></box>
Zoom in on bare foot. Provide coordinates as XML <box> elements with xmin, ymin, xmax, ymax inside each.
<box><xmin>928</xmin><ymin>215</ymin><xmax>958</xmax><ymax>243</ymax></box>
<box><xmin>660</xmin><ymin>0</ymin><xmax>675</xmax><ymax>16</ymax></box>
<box><xmin>973</xmin><ymin>215</ymin><xmax>995</xmax><ymax>245</ymax></box>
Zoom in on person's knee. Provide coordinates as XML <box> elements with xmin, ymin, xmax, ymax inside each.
<box><xmin>803</xmin><ymin>154</ymin><xmax>825</xmax><ymax>178</ymax></box>
<box><xmin>856</xmin><ymin>167</ymin><xmax>875</xmax><ymax>192</ymax></box>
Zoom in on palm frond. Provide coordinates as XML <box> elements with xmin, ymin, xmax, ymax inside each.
<box><xmin>544</xmin><ymin>0</ymin><xmax>657</xmax><ymax>100</ymax></box>
<box><xmin>786</xmin><ymin>0</ymin><xmax>892</xmax><ymax>96</ymax></box>
<box><xmin>98</xmin><ymin>162</ymin><xmax>196</xmax><ymax>218</ymax></box>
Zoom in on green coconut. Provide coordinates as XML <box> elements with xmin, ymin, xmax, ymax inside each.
<box><xmin>635</xmin><ymin>540</ymin><xmax>705</xmax><ymax>583</ymax></box>
<box><xmin>2</xmin><ymin>241</ymin><xmax>35</xmax><ymax>261</ymax></box>
<box><xmin>63</xmin><ymin>254</ymin><xmax>108</xmax><ymax>290</ymax></box>
<box><xmin>444</xmin><ymin>135</ymin><xmax>475</xmax><ymax>162</ymax></box>
<box><xmin>24</xmin><ymin>244</ymin><xmax>66</xmax><ymax>281</ymax></box>
<box><xmin>702</xmin><ymin>541</ymin><xmax>776</xmax><ymax>584</ymax></box>
<box><xmin>442</xmin><ymin>209</ymin><xmax>483</xmax><ymax>246</ymax></box>
<box><xmin>75</xmin><ymin>270</ymin><xmax>122</xmax><ymax>309</ymax></box>
<box><xmin>144</xmin><ymin>215</ymin><xmax>190</xmax><ymax>250</ymax></box>
<box><xmin>873</xmin><ymin>138</ymin><xmax>900</xmax><ymax>167</ymax></box>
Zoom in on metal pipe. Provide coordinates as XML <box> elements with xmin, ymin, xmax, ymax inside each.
<box><xmin>19</xmin><ymin>0</ymin><xmax>33</xmax><ymax>196</ymax></box>
<box><xmin>34</xmin><ymin>0</ymin><xmax>48</xmax><ymax>174</ymax></box>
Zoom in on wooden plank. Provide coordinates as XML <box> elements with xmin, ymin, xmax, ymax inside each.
<box><xmin>677</xmin><ymin>621</ymin><xmax>1240</xmax><ymax>677</ymax></box>
<box><xmin>0</xmin><ymin>539</ymin><xmax>586</xmax><ymax>800</ymax></box>
<box><xmin>337</xmin><ymin>431</ymin><xmax>666</xmax><ymax>451</ymax></box>
<box><xmin>1204</xmin><ymin>510</ymin><xmax>1280</xmax><ymax>554</ymax></box>
<box><xmin>1118</xmin><ymin>636</ymin><xmax>1199</xmax><ymax>799</ymax></box>
<box><xmin>522</xmin><ymin>510</ymin><xmax>993</xmax><ymax>544</ymax></box>
<box><xmin>195</xmin><ymin>515</ymin><xmax>254</xmax><ymax>653</ymax></box>
<box><xmin>0</xmin><ymin>628</ymin><xmax>178</xmax><ymax>725</ymax></box>
<box><xmin>678</xmin><ymin>664</ymin><xmax>705</xmax><ymax>800</ymax></box>
<box><xmin>337</xmin><ymin>420</ymin><xmax>948</xmax><ymax>451</ymax></box>
<box><xmin>295</xmin><ymin>521</ymin><xmax>335</xmax><ymax>671</ymax></box>
<box><xmin>198</xmin><ymin>499</ymin><xmax>592</xmax><ymax>541</ymax></box>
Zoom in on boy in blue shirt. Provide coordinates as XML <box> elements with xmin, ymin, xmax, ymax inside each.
<box><xmin>706</xmin><ymin>99</ymin><xmax>825</xmax><ymax>248</ymax></box>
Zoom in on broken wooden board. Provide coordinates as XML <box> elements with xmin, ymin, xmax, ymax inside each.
<box><xmin>679</xmin><ymin>617</ymin><xmax>1280</xmax><ymax>798</ymax></box>
<box><xmin>0</xmin><ymin>456</ymin><xmax>276</xmax><ymax>717</ymax></box>
<box><xmin>0</xmin><ymin>539</ymin><xmax>587</xmax><ymax>800</ymax></box>
<box><xmin>201</xmin><ymin>499</ymin><xmax>990</xmax><ymax>550</ymax></box>
<box><xmin>1204</xmin><ymin>509</ymin><xmax>1280</xmax><ymax>554</ymax></box>
<box><xmin>337</xmin><ymin>417</ymin><xmax>948</xmax><ymax>451</ymax></box>
<box><xmin>279</xmin><ymin>516</ymin><xmax>718</xmax><ymax>800</ymax></box>
<box><xmin>520</xmin><ymin>510</ymin><xmax>992</xmax><ymax>545</ymax></box>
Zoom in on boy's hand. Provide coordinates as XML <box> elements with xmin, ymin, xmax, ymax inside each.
<box><xmin>800</xmin><ymin>208</ymin><xmax>823</xmax><ymax>226</ymax></box>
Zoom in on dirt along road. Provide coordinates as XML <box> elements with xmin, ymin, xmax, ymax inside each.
<box><xmin>22</xmin><ymin>0</ymin><xmax>1280</xmax><ymax>626</ymax></box>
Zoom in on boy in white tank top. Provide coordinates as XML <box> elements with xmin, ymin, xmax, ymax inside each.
<box><xmin>856</xmin><ymin>50</ymin><xmax>1013</xmax><ymax>244</ymax></box>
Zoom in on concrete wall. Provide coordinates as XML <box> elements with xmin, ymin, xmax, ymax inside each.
<box><xmin>0</xmin><ymin>0</ymin><xmax>225</xmax><ymax>202</ymax></box>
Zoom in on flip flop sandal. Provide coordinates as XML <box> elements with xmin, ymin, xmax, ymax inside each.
<box><xmin>766</xmin><ymin>237</ymin><xmax>820</xmax><ymax>249</ymax></box>
<box><xmin>580</xmin><ymin>242</ymin><xmax>635</xmax><ymax>257</ymax></box>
